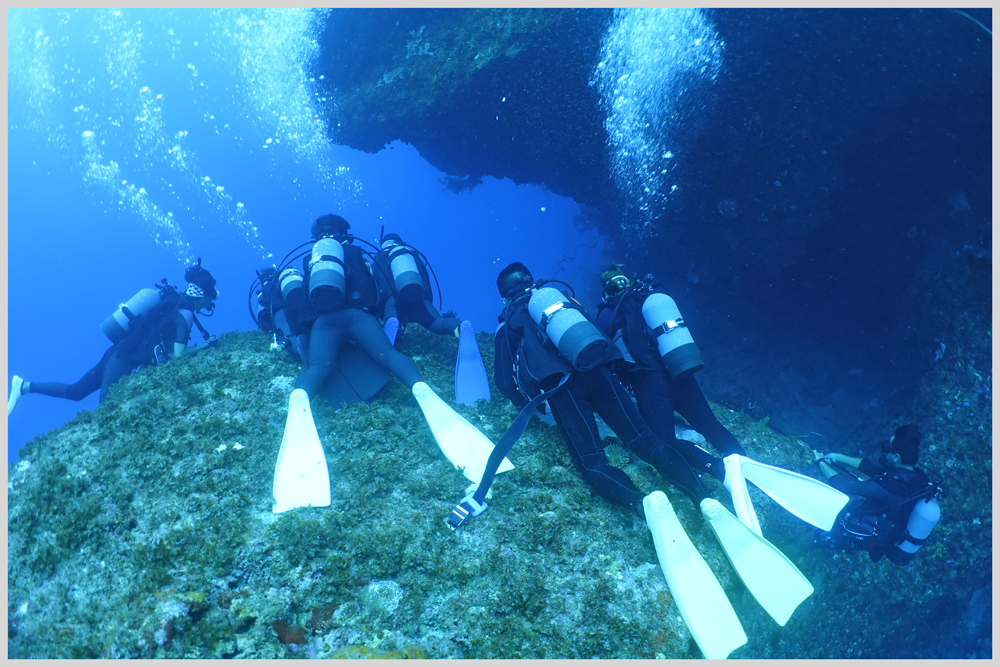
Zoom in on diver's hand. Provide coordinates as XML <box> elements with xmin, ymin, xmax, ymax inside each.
<box><xmin>812</xmin><ymin>449</ymin><xmax>826</xmax><ymax>462</ymax></box>
<box><xmin>206</xmin><ymin>334</ymin><xmax>220</xmax><ymax>348</ymax></box>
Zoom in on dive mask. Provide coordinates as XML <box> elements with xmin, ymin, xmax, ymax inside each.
<box><xmin>603</xmin><ymin>274</ymin><xmax>630</xmax><ymax>296</ymax></box>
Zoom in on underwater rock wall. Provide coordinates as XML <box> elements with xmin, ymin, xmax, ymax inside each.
<box><xmin>7</xmin><ymin>328</ymin><xmax>990</xmax><ymax>658</ymax></box>
<box><xmin>316</xmin><ymin>8</ymin><xmax>618</xmax><ymax>222</ymax></box>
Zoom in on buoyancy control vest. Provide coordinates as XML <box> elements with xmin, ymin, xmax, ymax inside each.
<box><xmin>832</xmin><ymin>465</ymin><xmax>942</xmax><ymax>565</ymax></box>
<box><xmin>598</xmin><ymin>281</ymin><xmax>703</xmax><ymax>379</ymax></box>
<box><xmin>495</xmin><ymin>286</ymin><xmax>620</xmax><ymax>401</ymax></box>
<box><xmin>290</xmin><ymin>240</ymin><xmax>378</xmax><ymax>325</ymax></box>
<box><xmin>111</xmin><ymin>283</ymin><xmax>190</xmax><ymax>366</ymax></box>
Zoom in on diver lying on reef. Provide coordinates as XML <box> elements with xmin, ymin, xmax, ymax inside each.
<box><xmin>268</xmin><ymin>214</ymin><xmax>511</xmax><ymax>515</ymax></box>
<box><xmin>813</xmin><ymin>424</ymin><xmax>943</xmax><ymax>565</ymax></box>
<box><xmin>446</xmin><ymin>262</ymin><xmax>851</xmax><ymax>658</ymax></box>
<box><xmin>8</xmin><ymin>259</ymin><xmax>218</xmax><ymax>416</ymax></box>
<box><xmin>594</xmin><ymin>263</ymin><xmax>746</xmax><ymax>470</ymax></box>
<box><xmin>373</xmin><ymin>231</ymin><xmax>490</xmax><ymax>405</ymax></box>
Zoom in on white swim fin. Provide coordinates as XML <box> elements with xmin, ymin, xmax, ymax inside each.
<box><xmin>412</xmin><ymin>382</ymin><xmax>513</xmax><ymax>483</ymax></box>
<box><xmin>644</xmin><ymin>491</ymin><xmax>747</xmax><ymax>659</ymax></box>
<box><xmin>736</xmin><ymin>455</ymin><xmax>850</xmax><ymax>531</ymax></box>
<box><xmin>272</xmin><ymin>389</ymin><xmax>331</xmax><ymax>514</ymax></box>
<box><xmin>701</xmin><ymin>498</ymin><xmax>814</xmax><ymax>626</ymax></box>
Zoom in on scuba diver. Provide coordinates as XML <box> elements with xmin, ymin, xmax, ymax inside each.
<box><xmin>8</xmin><ymin>259</ymin><xmax>219</xmax><ymax>415</ymax></box>
<box><xmin>373</xmin><ymin>231</ymin><xmax>490</xmax><ymax>405</ymax></box>
<box><xmin>595</xmin><ymin>264</ymin><xmax>745</xmax><ymax>470</ymax></box>
<box><xmin>251</xmin><ymin>266</ymin><xmax>311</xmax><ymax>366</ymax></box>
<box><xmin>270</xmin><ymin>214</ymin><xmax>513</xmax><ymax>516</ymax></box>
<box><xmin>813</xmin><ymin>424</ymin><xmax>943</xmax><ymax>565</ymax></box>
<box><xmin>445</xmin><ymin>261</ymin><xmax>852</xmax><ymax>658</ymax></box>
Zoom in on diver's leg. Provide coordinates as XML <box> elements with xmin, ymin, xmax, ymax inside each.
<box><xmin>294</xmin><ymin>312</ymin><xmax>344</xmax><ymax>396</ymax></box>
<box><xmin>28</xmin><ymin>346</ymin><xmax>114</xmax><ymax>402</ymax></box>
<box><xmin>347</xmin><ymin>309</ymin><xmax>423</xmax><ymax>387</ymax></box>
<box><xmin>547</xmin><ymin>371</ymin><xmax>647</xmax><ymax>515</ymax></box>
<box><xmin>672</xmin><ymin>374</ymin><xmax>745</xmax><ymax>456</ymax></box>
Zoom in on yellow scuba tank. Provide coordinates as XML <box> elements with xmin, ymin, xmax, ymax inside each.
<box><xmin>100</xmin><ymin>288</ymin><xmax>164</xmax><ymax>343</ymax></box>
<box><xmin>528</xmin><ymin>286</ymin><xmax>609</xmax><ymax>371</ymax></box>
<box><xmin>641</xmin><ymin>292</ymin><xmax>704</xmax><ymax>379</ymax></box>
<box><xmin>308</xmin><ymin>238</ymin><xmax>346</xmax><ymax>310</ymax></box>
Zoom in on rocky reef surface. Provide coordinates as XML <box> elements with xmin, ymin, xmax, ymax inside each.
<box><xmin>7</xmin><ymin>327</ymin><xmax>990</xmax><ymax>658</ymax></box>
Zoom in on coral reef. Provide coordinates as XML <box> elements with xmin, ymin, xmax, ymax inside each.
<box><xmin>8</xmin><ymin>327</ymin><xmax>990</xmax><ymax>658</ymax></box>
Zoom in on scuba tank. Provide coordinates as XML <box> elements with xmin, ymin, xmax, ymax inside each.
<box><xmin>308</xmin><ymin>237</ymin><xmax>346</xmax><ymax>310</ymax></box>
<box><xmin>256</xmin><ymin>289</ymin><xmax>273</xmax><ymax>332</ymax></box>
<box><xmin>528</xmin><ymin>287</ymin><xmax>609</xmax><ymax>372</ymax></box>
<box><xmin>279</xmin><ymin>267</ymin><xmax>304</xmax><ymax>304</ymax></box>
<box><xmin>385</xmin><ymin>242</ymin><xmax>424</xmax><ymax>302</ymax></box>
<box><xmin>255</xmin><ymin>272</ymin><xmax>294</xmax><ymax>338</ymax></box>
<box><xmin>641</xmin><ymin>292</ymin><xmax>704</xmax><ymax>379</ymax></box>
<box><xmin>101</xmin><ymin>287</ymin><xmax>164</xmax><ymax>343</ymax></box>
<box><xmin>888</xmin><ymin>496</ymin><xmax>941</xmax><ymax>565</ymax></box>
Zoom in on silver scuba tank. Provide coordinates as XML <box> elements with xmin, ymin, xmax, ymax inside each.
<box><xmin>893</xmin><ymin>497</ymin><xmax>941</xmax><ymax>562</ymax></box>
<box><xmin>308</xmin><ymin>238</ymin><xmax>346</xmax><ymax>310</ymax></box>
<box><xmin>640</xmin><ymin>292</ymin><xmax>704</xmax><ymax>379</ymax></box>
<box><xmin>100</xmin><ymin>288</ymin><xmax>163</xmax><ymax>343</ymax></box>
<box><xmin>528</xmin><ymin>287</ymin><xmax>609</xmax><ymax>371</ymax></box>
<box><xmin>279</xmin><ymin>267</ymin><xmax>304</xmax><ymax>304</ymax></box>
<box><xmin>387</xmin><ymin>243</ymin><xmax>424</xmax><ymax>302</ymax></box>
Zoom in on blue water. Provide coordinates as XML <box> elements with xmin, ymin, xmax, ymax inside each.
<box><xmin>7</xmin><ymin>8</ymin><xmax>608</xmax><ymax>463</ymax></box>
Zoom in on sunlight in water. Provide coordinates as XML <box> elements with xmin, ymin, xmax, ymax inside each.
<box><xmin>7</xmin><ymin>8</ymin><xmax>361</xmax><ymax>264</ymax></box>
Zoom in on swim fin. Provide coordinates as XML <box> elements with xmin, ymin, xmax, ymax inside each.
<box><xmin>272</xmin><ymin>389</ymin><xmax>331</xmax><ymax>514</ymax></box>
<box><xmin>729</xmin><ymin>454</ymin><xmax>850</xmax><ymax>531</ymax></box>
<box><xmin>8</xmin><ymin>375</ymin><xmax>24</xmax><ymax>416</ymax></box>
<box><xmin>643</xmin><ymin>491</ymin><xmax>747</xmax><ymax>659</ymax></box>
<box><xmin>455</xmin><ymin>320</ymin><xmax>491</xmax><ymax>405</ymax></box>
<box><xmin>700</xmin><ymin>498</ymin><xmax>813</xmax><ymax>626</ymax></box>
<box><xmin>722</xmin><ymin>454</ymin><xmax>762</xmax><ymax>536</ymax></box>
<box><xmin>412</xmin><ymin>381</ymin><xmax>513</xmax><ymax>483</ymax></box>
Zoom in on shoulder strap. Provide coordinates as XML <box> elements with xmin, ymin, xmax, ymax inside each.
<box><xmin>448</xmin><ymin>373</ymin><xmax>572</xmax><ymax>530</ymax></box>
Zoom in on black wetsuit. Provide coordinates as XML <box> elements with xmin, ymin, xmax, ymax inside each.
<box><xmin>596</xmin><ymin>287</ymin><xmax>744</xmax><ymax>475</ymax></box>
<box><xmin>28</xmin><ymin>298</ymin><xmax>195</xmax><ymax>403</ymax></box>
<box><xmin>494</xmin><ymin>289</ymin><xmax>712</xmax><ymax>514</ymax></box>
<box><xmin>817</xmin><ymin>457</ymin><xmax>933</xmax><ymax>563</ymax></box>
<box><xmin>374</xmin><ymin>244</ymin><xmax>460</xmax><ymax>336</ymax></box>
<box><xmin>289</xmin><ymin>238</ymin><xmax>422</xmax><ymax>396</ymax></box>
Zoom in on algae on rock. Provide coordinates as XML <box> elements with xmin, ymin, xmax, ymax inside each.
<box><xmin>8</xmin><ymin>327</ymin><xmax>990</xmax><ymax>658</ymax></box>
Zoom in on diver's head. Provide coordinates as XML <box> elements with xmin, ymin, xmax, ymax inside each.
<box><xmin>497</xmin><ymin>262</ymin><xmax>534</xmax><ymax>302</ymax></box>
<box><xmin>312</xmin><ymin>214</ymin><xmax>351</xmax><ymax>240</ymax></box>
<box><xmin>185</xmin><ymin>257</ymin><xmax>219</xmax><ymax>302</ymax></box>
<box><xmin>888</xmin><ymin>424</ymin><xmax>921</xmax><ymax>466</ymax></box>
<box><xmin>381</xmin><ymin>232</ymin><xmax>404</xmax><ymax>250</ymax></box>
<box><xmin>600</xmin><ymin>263</ymin><xmax>631</xmax><ymax>298</ymax></box>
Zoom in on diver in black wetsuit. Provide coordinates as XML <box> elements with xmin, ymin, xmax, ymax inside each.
<box><xmin>373</xmin><ymin>232</ymin><xmax>462</xmax><ymax>345</ymax></box>
<box><xmin>813</xmin><ymin>425</ymin><xmax>943</xmax><ymax>565</ymax></box>
<box><xmin>286</xmin><ymin>215</ymin><xmax>424</xmax><ymax>396</ymax></box>
<box><xmin>594</xmin><ymin>264</ymin><xmax>745</xmax><ymax>475</ymax></box>
<box><xmin>493</xmin><ymin>262</ymin><xmax>718</xmax><ymax>518</ymax></box>
<box><xmin>8</xmin><ymin>260</ymin><xmax>219</xmax><ymax>413</ymax></box>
